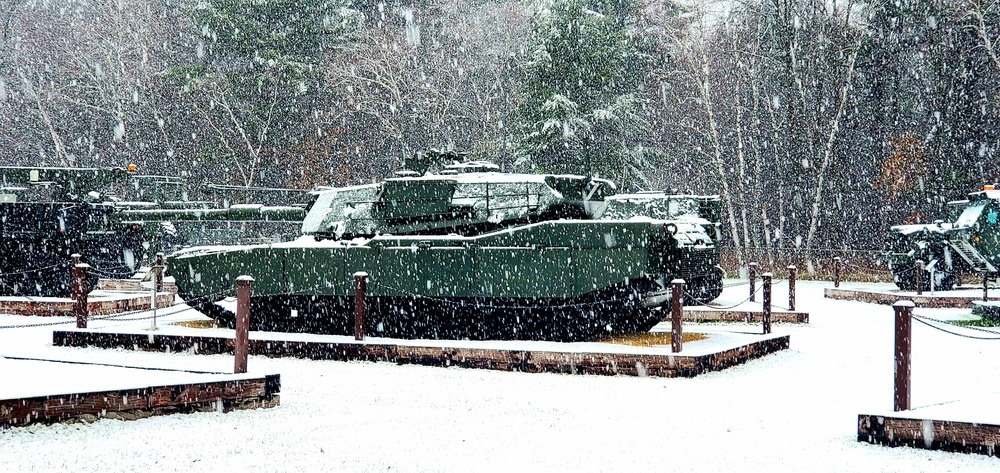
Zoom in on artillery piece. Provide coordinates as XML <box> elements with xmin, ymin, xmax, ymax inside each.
<box><xmin>883</xmin><ymin>185</ymin><xmax>1000</xmax><ymax>291</ymax></box>
<box><xmin>169</xmin><ymin>151</ymin><xmax>725</xmax><ymax>342</ymax></box>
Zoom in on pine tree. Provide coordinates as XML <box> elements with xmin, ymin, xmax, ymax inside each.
<box><xmin>508</xmin><ymin>0</ymin><xmax>656</xmax><ymax>191</ymax></box>
<box><xmin>174</xmin><ymin>0</ymin><xmax>361</xmax><ymax>188</ymax></box>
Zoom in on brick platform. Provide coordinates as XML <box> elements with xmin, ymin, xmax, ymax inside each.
<box><xmin>1</xmin><ymin>358</ymin><xmax>279</xmax><ymax>428</ymax></box>
<box><xmin>52</xmin><ymin>329</ymin><xmax>790</xmax><ymax>378</ymax></box>
<box><xmin>858</xmin><ymin>414</ymin><xmax>999</xmax><ymax>456</ymax></box>
<box><xmin>681</xmin><ymin>308</ymin><xmax>808</xmax><ymax>323</ymax></box>
<box><xmin>825</xmin><ymin>287</ymin><xmax>1000</xmax><ymax>308</ymax></box>
<box><xmin>97</xmin><ymin>278</ymin><xmax>178</xmax><ymax>293</ymax></box>
<box><xmin>0</xmin><ymin>292</ymin><xmax>175</xmax><ymax>316</ymax></box>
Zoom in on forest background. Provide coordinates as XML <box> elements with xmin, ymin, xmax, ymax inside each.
<box><xmin>2</xmin><ymin>0</ymin><xmax>999</xmax><ymax>268</ymax></box>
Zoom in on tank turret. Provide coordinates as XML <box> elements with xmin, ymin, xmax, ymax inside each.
<box><xmin>301</xmin><ymin>160</ymin><xmax>616</xmax><ymax>239</ymax></box>
<box><xmin>168</xmin><ymin>153</ymin><xmax>725</xmax><ymax>342</ymax></box>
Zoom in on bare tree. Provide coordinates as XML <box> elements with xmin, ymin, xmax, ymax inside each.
<box><xmin>323</xmin><ymin>0</ymin><xmax>527</xmax><ymax>170</ymax></box>
<box><xmin>967</xmin><ymin>0</ymin><xmax>1000</xmax><ymax>70</ymax></box>
<box><xmin>802</xmin><ymin>1</ymin><xmax>868</xmax><ymax>252</ymax></box>
<box><xmin>663</xmin><ymin>12</ymin><xmax>746</xmax><ymax>264</ymax></box>
<box><xmin>0</xmin><ymin>0</ymin><xmax>185</xmax><ymax>168</ymax></box>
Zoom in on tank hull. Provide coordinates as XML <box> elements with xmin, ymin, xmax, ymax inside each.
<box><xmin>171</xmin><ymin>220</ymin><xmax>722</xmax><ymax>341</ymax></box>
<box><xmin>883</xmin><ymin>190</ymin><xmax>1000</xmax><ymax>291</ymax></box>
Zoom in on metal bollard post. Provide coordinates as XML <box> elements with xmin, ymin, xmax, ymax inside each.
<box><xmin>749</xmin><ymin>262</ymin><xmax>758</xmax><ymax>302</ymax></box>
<box><xmin>354</xmin><ymin>272</ymin><xmax>368</xmax><ymax>341</ymax></box>
<box><xmin>892</xmin><ymin>300</ymin><xmax>914</xmax><ymax>412</ymax></box>
<box><xmin>150</xmin><ymin>267</ymin><xmax>157</xmax><ymax>331</ymax></box>
<box><xmin>834</xmin><ymin>257</ymin><xmax>841</xmax><ymax>288</ymax></box>
<box><xmin>915</xmin><ymin>259</ymin><xmax>924</xmax><ymax>295</ymax></box>
<box><xmin>234</xmin><ymin>275</ymin><xmax>254</xmax><ymax>374</ymax></box>
<box><xmin>154</xmin><ymin>252</ymin><xmax>165</xmax><ymax>293</ymax></box>
<box><xmin>787</xmin><ymin>265</ymin><xmax>796</xmax><ymax>312</ymax></box>
<box><xmin>762</xmin><ymin>272</ymin><xmax>772</xmax><ymax>334</ymax></box>
<box><xmin>671</xmin><ymin>279</ymin><xmax>684</xmax><ymax>353</ymax></box>
<box><xmin>149</xmin><ymin>261</ymin><xmax>164</xmax><ymax>331</ymax></box>
<box><xmin>72</xmin><ymin>260</ymin><xmax>90</xmax><ymax>329</ymax></box>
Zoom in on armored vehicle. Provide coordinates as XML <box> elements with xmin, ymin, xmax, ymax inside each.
<box><xmin>883</xmin><ymin>185</ymin><xmax>1000</xmax><ymax>291</ymax></box>
<box><xmin>169</xmin><ymin>154</ymin><xmax>725</xmax><ymax>342</ymax></box>
<box><xmin>0</xmin><ymin>167</ymin><xmax>146</xmax><ymax>296</ymax></box>
<box><xmin>0</xmin><ymin>166</ymin><xmax>308</xmax><ymax>297</ymax></box>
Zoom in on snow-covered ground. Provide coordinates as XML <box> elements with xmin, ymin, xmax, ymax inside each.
<box><xmin>2</xmin><ymin>281</ymin><xmax>1000</xmax><ymax>472</ymax></box>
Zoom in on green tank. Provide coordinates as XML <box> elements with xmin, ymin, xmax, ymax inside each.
<box><xmin>0</xmin><ymin>166</ymin><xmax>147</xmax><ymax>296</ymax></box>
<box><xmin>0</xmin><ymin>166</ymin><xmax>308</xmax><ymax>297</ymax></box>
<box><xmin>112</xmin><ymin>177</ymin><xmax>309</xmax><ymax>252</ymax></box>
<box><xmin>883</xmin><ymin>185</ymin><xmax>1000</xmax><ymax>291</ymax></box>
<box><xmin>169</xmin><ymin>154</ymin><xmax>724</xmax><ymax>342</ymax></box>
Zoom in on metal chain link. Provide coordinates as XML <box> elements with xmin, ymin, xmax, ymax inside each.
<box><xmin>910</xmin><ymin>313</ymin><xmax>1000</xmax><ymax>340</ymax></box>
<box><xmin>843</xmin><ymin>260</ymin><xmax>895</xmax><ymax>276</ymax></box>
<box><xmin>0</xmin><ymin>263</ymin><xmax>63</xmax><ymax>277</ymax></box>
<box><xmin>0</xmin><ymin>317</ymin><xmax>76</xmax><ymax>330</ymax></box>
<box><xmin>0</xmin><ymin>278</ymin><xmax>56</xmax><ymax>308</ymax></box>
<box><xmin>683</xmin><ymin>288</ymin><xmax>757</xmax><ymax>310</ymax></box>
<box><xmin>87</xmin><ymin>266</ymin><xmax>133</xmax><ymax>278</ymax></box>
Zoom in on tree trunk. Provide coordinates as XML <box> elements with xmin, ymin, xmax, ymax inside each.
<box><xmin>804</xmin><ymin>32</ymin><xmax>863</xmax><ymax>250</ymax></box>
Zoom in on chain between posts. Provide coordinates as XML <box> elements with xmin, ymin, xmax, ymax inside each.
<box><xmin>890</xmin><ymin>300</ymin><xmax>1000</xmax><ymax>413</ymax></box>
<box><xmin>909</xmin><ymin>314</ymin><xmax>1000</xmax><ymax>340</ymax></box>
<box><xmin>0</xmin><ymin>290</ymin><xmax>229</xmax><ymax>330</ymax></box>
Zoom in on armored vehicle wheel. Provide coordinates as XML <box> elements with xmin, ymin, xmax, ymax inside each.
<box><xmin>682</xmin><ymin>267</ymin><xmax>724</xmax><ymax>305</ymax></box>
<box><xmin>891</xmin><ymin>267</ymin><xmax>956</xmax><ymax>292</ymax></box>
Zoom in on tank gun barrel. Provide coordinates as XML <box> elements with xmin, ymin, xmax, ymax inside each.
<box><xmin>0</xmin><ymin>166</ymin><xmax>131</xmax><ymax>197</ymax></box>
<box><xmin>114</xmin><ymin>204</ymin><xmax>306</xmax><ymax>223</ymax></box>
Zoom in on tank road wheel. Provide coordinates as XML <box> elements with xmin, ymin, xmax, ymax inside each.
<box><xmin>891</xmin><ymin>266</ymin><xmax>917</xmax><ymax>291</ymax></box>
<box><xmin>682</xmin><ymin>267</ymin><xmax>724</xmax><ymax>306</ymax></box>
<box><xmin>891</xmin><ymin>266</ymin><xmax>956</xmax><ymax>292</ymax></box>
